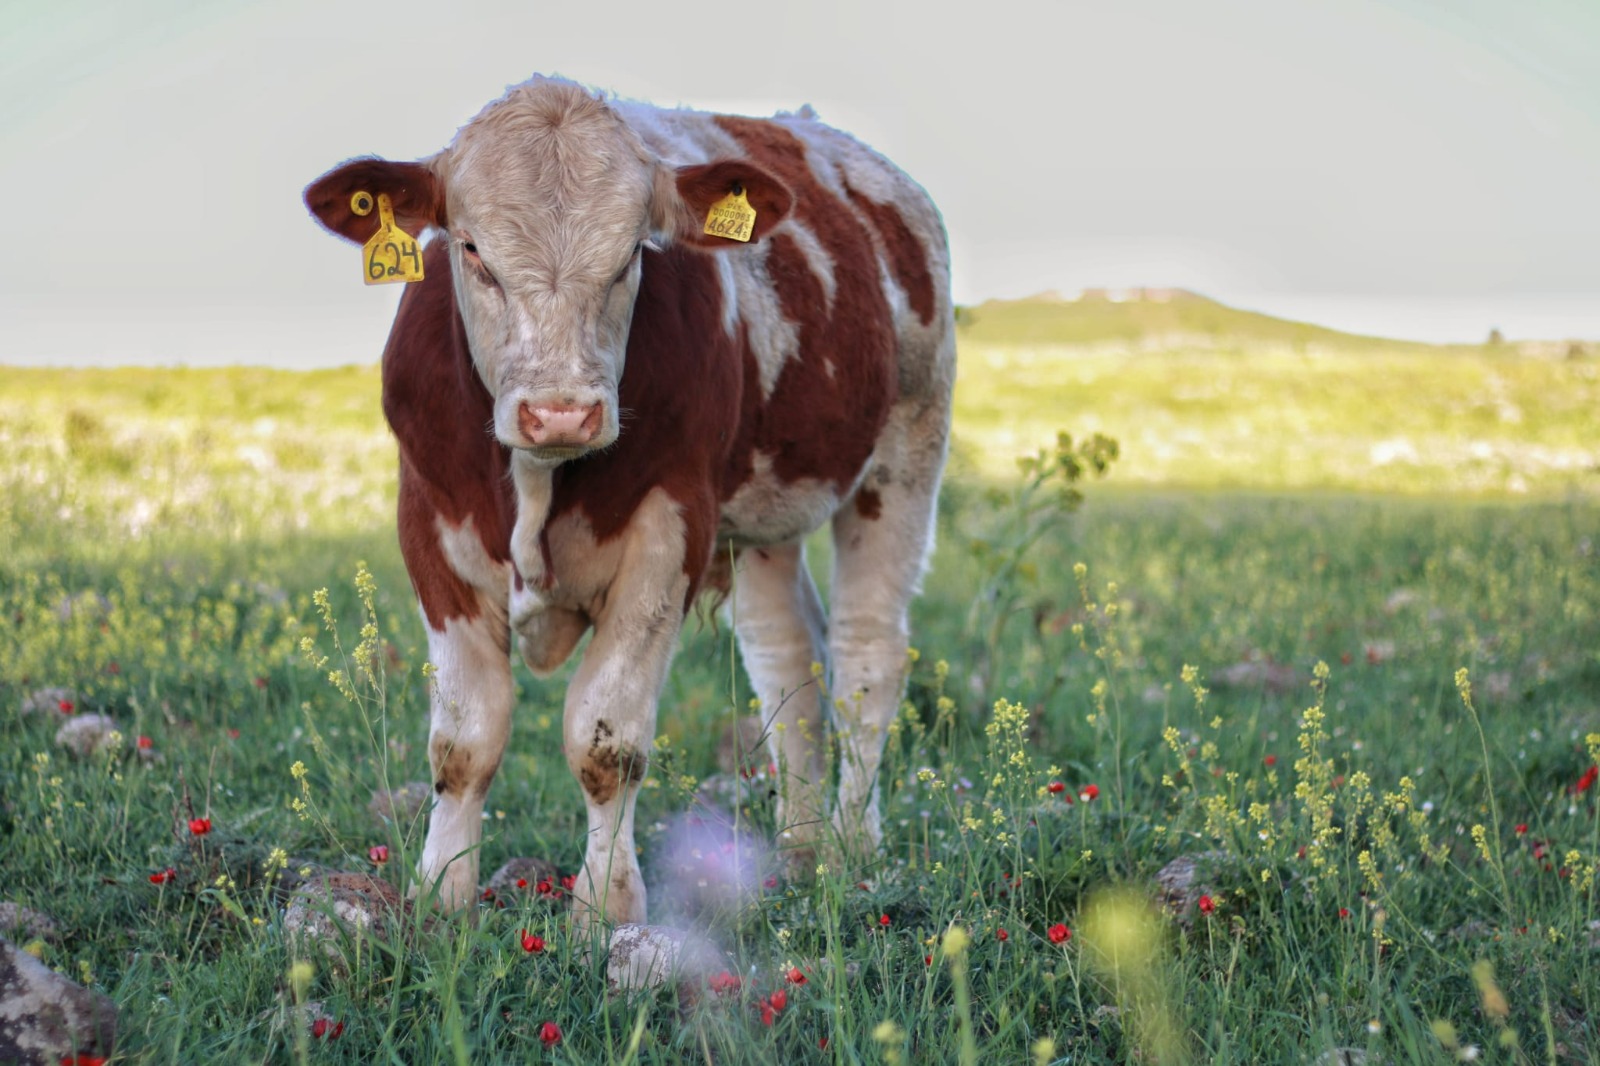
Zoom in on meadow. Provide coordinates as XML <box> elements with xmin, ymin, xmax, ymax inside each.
<box><xmin>3</xmin><ymin>295</ymin><xmax>1599</xmax><ymax>1064</ymax></box>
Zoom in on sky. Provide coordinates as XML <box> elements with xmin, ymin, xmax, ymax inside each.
<box><xmin>1</xmin><ymin>0</ymin><xmax>1597</xmax><ymax>367</ymax></box>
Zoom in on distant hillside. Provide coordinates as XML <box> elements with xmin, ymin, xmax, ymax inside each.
<box><xmin>956</xmin><ymin>288</ymin><xmax>1448</xmax><ymax>353</ymax></box>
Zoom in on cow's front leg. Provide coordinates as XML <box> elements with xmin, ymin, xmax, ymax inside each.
<box><xmin>418</xmin><ymin>609</ymin><xmax>514</xmax><ymax>910</ymax></box>
<box><xmin>561</xmin><ymin>489</ymin><xmax>692</xmax><ymax>927</ymax></box>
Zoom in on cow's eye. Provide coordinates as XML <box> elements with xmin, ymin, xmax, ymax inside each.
<box><xmin>610</xmin><ymin>243</ymin><xmax>643</xmax><ymax>288</ymax></box>
<box><xmin>459</xmin><ymin>239</ymin><xmax>498</xmax><ymax>287</ymax></box>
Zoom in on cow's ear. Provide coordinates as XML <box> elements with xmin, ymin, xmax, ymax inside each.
<box><xmin>663</xmin><ymin>160</ymin><xmax>793</xmax><ymax>249</ymax></box>
<box><xmin>304</xmin><ymin>157</ymin><xmax>446</xmax><ymax>244</ymax></box>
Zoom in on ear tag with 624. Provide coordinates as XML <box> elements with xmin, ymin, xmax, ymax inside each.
<box><xmin>703</xmin><ymin>184</ymin><xmax>756</xmax><ymax>243</ymax></box>
<box><xmin>353</xmin><ymin>191</ymin><xmax>425</xmax><ymax>285</ymax></box>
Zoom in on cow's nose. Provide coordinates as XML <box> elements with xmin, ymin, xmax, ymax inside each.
<box><xmin>518</xmin><ymin>402</ymin><xmax>603</xmax><ymax>447</ymax></box>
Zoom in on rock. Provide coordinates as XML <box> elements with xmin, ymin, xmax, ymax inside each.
<box><xmin>715</xmin><ymin>715</ymin><xmax>769</xmax><ymax>776</ymax></box>
<box><xmin>604</xmin><ymin>923</ymin><xmax>725</xmax><ymax>994</ymax></box>
<box><xmin>1154</xmin><ymin>851</ymin><xmax>1233</xmax><ymax>923</ymax></box>
<box><xmin>53</xmin><ymin>715</ymin><xmax>121</xmax><ymax>758</ymax></box>
<box><xmin>18</xmin><ymin>688</ymin><xmax>76</xmax><ymax>717</ymax></box>
<box><xmin>485</xmin><ymin>857</ymin><xmax>560</xmax><ymax>898</ymax></box>
<box><xmin>0</xmin><ymin>937</ymin><xmax>117</xmax><ymax>1065</ymax></box>
<box><xmin>0</xmin><ymin>905</ymin><xmax>59</xmax><ymax>944</ymax></box>
<box><xmin>283</xmin><ymin>873</ymin><xmax>408</xmax><ymax>972</ymax></box>
<box><xmin>368</xmin><ymin>782</ymin><xmax>432</xmax><ymax>828</ymax></box>
<box><xmin>1382</xmin><ymin>588</ymin><xmax>1422</xmax><ymax>615</ymax></box>
<box><xmin>1210</xmin><ymin>656</ymin><xmax>1299</xmax><ymax>695</ymax></box>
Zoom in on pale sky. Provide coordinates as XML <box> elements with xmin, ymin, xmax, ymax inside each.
<box><xmin>2</xmin><ymin>0</ymin><xmax>1596</xmax><ymax>366</ymax></box>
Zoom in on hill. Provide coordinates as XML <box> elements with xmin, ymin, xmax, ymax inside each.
<box><xmin>950</xmin><ymin>289</ymin><xmax>1600</xmax><ymax>496</ymax></box>
<box><xmin>957</xmin><ymin>288</ymin><xmax>1451</xmax><ymax>353</ymax></box>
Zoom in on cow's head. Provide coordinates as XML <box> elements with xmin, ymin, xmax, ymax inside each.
<box><xmin>306</xmin><ymin>79</ymin><xmax>792</xmax><ymax>463</ymax></box>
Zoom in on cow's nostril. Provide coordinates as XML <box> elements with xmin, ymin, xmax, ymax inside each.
<box><xmin>518</xmin><ymin>402</ymin><xmax>601</xmax><ymax>447</ymax></box>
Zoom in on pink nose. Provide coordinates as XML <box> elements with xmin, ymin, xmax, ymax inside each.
<box><xmin>518</xmin><ymin>402</ymin><xmax>602</xmax><ymax>447</ymax></box>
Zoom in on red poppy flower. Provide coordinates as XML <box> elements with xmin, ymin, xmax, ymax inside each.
<box><xmin>924</xmin><ymin>954</ymin><xmax>932</xmax><ymax>966</ymax></box>
<box><xmin>879</xmin><ymin>914</ymin><xmax>891</xmax><ymax>927</ymax></box>
<box><xmin>253</xmin><ymin>676</ymin><xmax>269</xmax><ymax>689</ymax></box>
<box><xmin>59</xmin><ymin>1056</ymin><xmax>107</xmax><ymax>1066</ymax></box>
<box><xmin>1047</xmin><ymin>781</ymin><xmax>1065</xmax><ymax>794</ymax></box>
<box><xmin>1048</xmin><ymin>923</ymin><xmax>1071</xmax><ymax>944</ymax></box>
<box><xmin>768</xmin><ymin>989</ymin><xmax>786</xmax><ymax>1012</ymax></box>
<box><xmin>818</xmin><ymin>1037</ymin><xmax>829</xmax><ymax>1050</ymax></box>
<box><xmin>481</xmin><ymin>887</ymin><xmax>496</xmax><ymax>903</ymax></box>
<box><xmin>786</xmin><ymin>967</ymin><xmax>807</xmax><ymax>985</ymax></box>
<box><xmin>560</xmin><ymin>873</ymin><xmax>577</xmax><ymax>891</ymax></box>
<box><xmin>1078</xmin><ymin>784</ymin><xmax>1100</xmax><ymax>802</ymax></box>
<box><xmin>1263</xmin><ymin>755</ymin><xmax>1277</xmax><ymax>767</ymax></box>
<box><xmin>136</xmin><ymin>735</ymin><xmax>153</xmax><ymax>750</ymax></box>
<box><xmin>536</xmin><ymin>878</ymin><xmax>553</xmax><ymax>895</ymax></box>
<box><xmin>311</xmin><ymin>1018</ymin><xmax>344</xmax><ymax>1040</ymax></box>
<box><xmin>760</xmin><ymin>1003</ymin><xmax>775</xmax><ymax>1026</ymax></box>
<box><xmin>520</xmin><ymin>930</ymin><xmax>545</xmax><ymax>954</ymax></box>
<box><xmin>188</xmin><ymin>817</ymin><xmax>211</xmax><ymax>836</ymax></box>
<box><xmin>105</xmin><ymin>661</ymin><xmax>120</xmax><ymax>675</ymax></box>
<box><xmin>996</xmin><ymin>928</ymin><xmax>1008</xmax><ymax>941</ymax></box>
<box><xmin>1198</xmin><ymin>895</ymin><xmax>1216</xmax><ymax>916</ymax></box>
<box><xmin>1576</xmin><ymin>765</ymin><xmax>1598</xmax><ymax>794</ymax></box>
<box><xmin>516</xmin><ymin>877</ymin><xmax>528</xmax><ymax>889</ymax></box>
<box><xmin>1339</xmin><ymin>908</ymin><xmax>1351</xmax><ymax>920</ymax></box>
<box><xmin>708</xmin><ymin>970</ymin><xmax>741</xmax><ymax>995</ymax></box>
<box><xmin>539</xmin><ymin>1021</ymin><xmax>562</xmax><ymax>1048</ymax></box>
<box><xmin>58</xmin><ymin>699</ymin><xmax>75</xmax><ymax>715</ymax></box>
<box><xmin>149</xmin><ymin>867</ymin><xmax>176</xmax><ymax>885</ymax></box>
<box><xmin>763</xmin><ymin>875</ymin><xmax>779</xmax><ymax>889</ymax></box>
<box><xmin>368</xmin><ymin>845</ymin><xmax>389</xmax><ymax>865</ymax></box>
<box><xmin>1515</xmin><ymin>824</ymin><xmax>1528</xmax><ymax>836</ymax></box>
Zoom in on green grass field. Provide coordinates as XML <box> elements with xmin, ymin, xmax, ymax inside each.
<box><xmin>3</xmin><ymin>299</ymin><xmax>1598</xmax><ymax>1063</ymax></box>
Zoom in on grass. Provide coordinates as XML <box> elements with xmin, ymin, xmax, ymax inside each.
<box><xmin>3</xmin><ymin>315</ymin><xmax>1598</xmax><ymax>1063</ymax></box>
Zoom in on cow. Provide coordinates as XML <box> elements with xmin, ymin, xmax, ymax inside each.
<box><xmin>304</xmin><ymin>76</ymin><xmax>954</xmax><ymax>927</ymax></box>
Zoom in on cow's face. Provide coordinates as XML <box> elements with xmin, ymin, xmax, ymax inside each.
<box><xmin>305</xmin><ymin>81</ymin><xmax>792</xmax><ymax>463</ymax></box>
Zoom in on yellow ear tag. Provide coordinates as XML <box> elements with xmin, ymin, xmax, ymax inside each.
<box><xmin>703</xmin><ymin>186</ymin><xmax>757</xmax><ymax>243</ymax></box>
<box><xmin>360</xmin><ymin>192</ymin><xmax>425</xmax><ymax>285</ymax></box>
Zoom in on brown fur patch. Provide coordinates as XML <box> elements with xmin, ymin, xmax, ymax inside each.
<box><xmin>845</xmin><ymin>181</ymin><xmax>936</xmax><ymax>326</ymax></box>
<box><xmin>430</xmin><ymin>734</ymin><xmax>474</xmax><ymax>797</ymax></box>
<box><xmin>713</xmin><ymin>116</ymin><xmax>898</xmax><ymax>491</ymax></box>
<box><xmin>578</xmin><ymin>722</ymin><xmax>649</xmax><ymax>805</ymax></box>
<box><xmin>385</xmin><ymin>243</ymin><xmax>515</xmax><ymax>629</ymax></box>
<box><xmin>854</xmin><ymin>486</ymin><xmax>883</xmax><ymax>520</ymax></box>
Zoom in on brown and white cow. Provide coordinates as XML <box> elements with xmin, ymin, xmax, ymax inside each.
<box><xmin>305</xmin><ymin>76</ymin><xmax>953</xmax><ymax>925</ymax></box>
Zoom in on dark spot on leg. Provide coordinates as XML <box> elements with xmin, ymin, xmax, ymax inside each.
<box><xmin>577</xmin><ymin>741</ymin><xmax>648</xmax><ymax>805</ymax></box>
<box><xmin>594</xmin><ymin>719</ymin><xmax>614</xmax><ymax>742</ymax></box>
<box><xmin>431</xmin><ymin>733</ymin><xmax>498</xmax><ymax>799</ymax></box>
<box><xmin>854</xmin><ymin>487</ymin><xmax>883</xmax><ymax>520</ymax></box>
<box><xmin>579</xmin><ymin>760</ymin><xmax>618</xmax><ymax>805</ymax></box>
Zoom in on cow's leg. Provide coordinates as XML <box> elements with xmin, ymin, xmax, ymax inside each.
<box><xmin>418</xmin><ymin>610</ymin><xmax>513</xmax><ymax>909</ymax></box>
<box><xmin>562</xmin><ymin>488</ymin><xmax>692</xmax><ymax>927</ymax></box>
<box><xmin>828</xmin><ymin>397</ymin><xmax>949</xmax><ymax>855</ymax></box>
<box><xmin>732</xmin><ymin>542</ymin><xmax>830</xmax><ymax>861</ymax></box>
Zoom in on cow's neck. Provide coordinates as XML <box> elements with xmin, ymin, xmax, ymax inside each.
<box><xmin>510</xmin><ymin>452</ymin><xmax>555</xmax><ymax>587</ymax></box>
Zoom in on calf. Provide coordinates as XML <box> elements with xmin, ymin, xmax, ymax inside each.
<box><xmin>305</xmin><ymin>76</ymin><xmax>953</xmax><ymax>925</ymax></box>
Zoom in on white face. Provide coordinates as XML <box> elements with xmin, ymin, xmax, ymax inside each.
<box><xmin>438</xmin><ymin>88</ymin><xmax>663</xmax><ymax>463</ymax></box>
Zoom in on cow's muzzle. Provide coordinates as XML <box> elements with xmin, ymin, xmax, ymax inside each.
<box><xmin>517</xmin><ymin>402</ymin><xmax>603</xmax><ymax>449</ymax></box>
